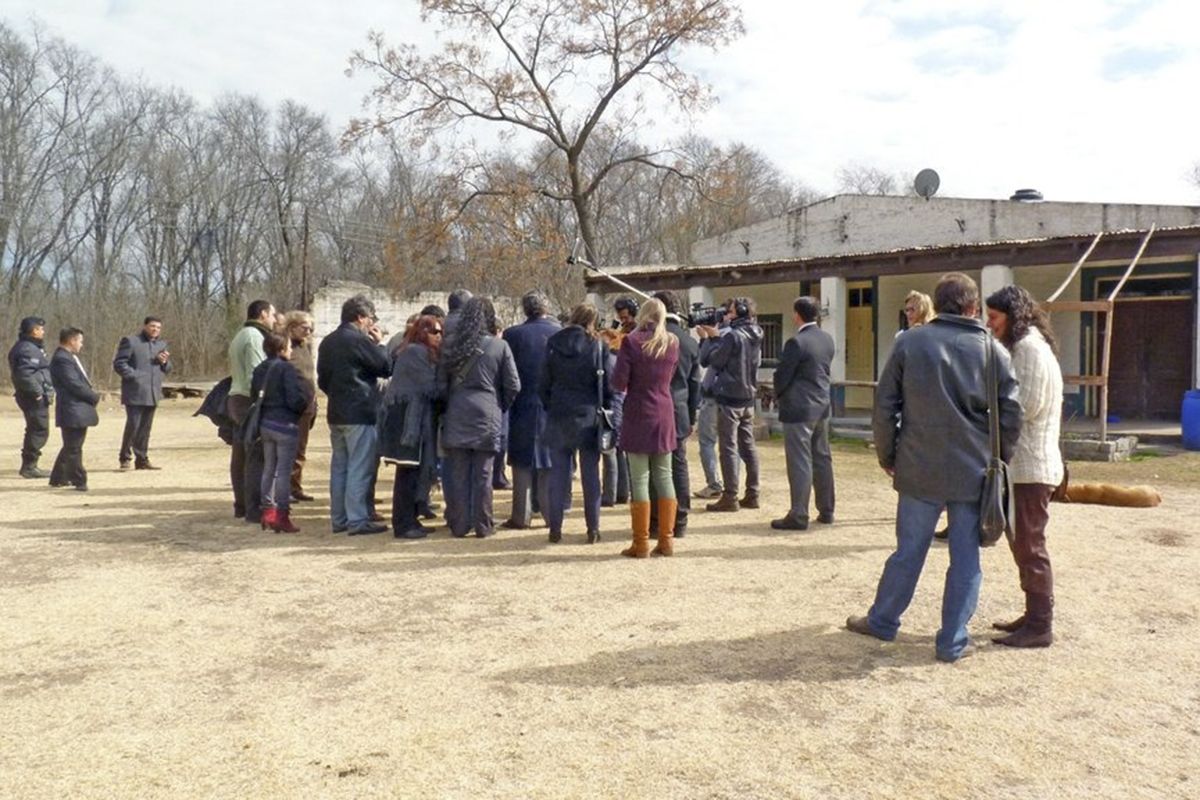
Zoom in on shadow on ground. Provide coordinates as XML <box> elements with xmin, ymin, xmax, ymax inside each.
<box><xmin>493</xmin><ymin>624</ymin><xmax>965</xmax><ymax>687</ymax></box>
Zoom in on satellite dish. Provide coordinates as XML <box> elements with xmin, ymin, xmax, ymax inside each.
<box><xmin>914</xmin><ymin>168</ymin><xmax>940</xmax><ymax>199</ymax></box>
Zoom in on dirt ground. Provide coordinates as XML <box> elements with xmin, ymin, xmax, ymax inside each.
<box><xmin>1</xmin><ymin>396</ymin><xmax>1198</xmax><ymax>799</ymax></box>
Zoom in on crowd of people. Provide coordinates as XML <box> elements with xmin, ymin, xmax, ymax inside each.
<box><xmin>8</xmin><ymin>270</ymin><xmax>1065</xmax><ymax>660</ymax></box>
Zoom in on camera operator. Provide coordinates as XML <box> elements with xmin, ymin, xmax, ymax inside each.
<box><xmin>695</xmin><ymin>296</ymin><xmax>763</xmax><ymax>513</ymax></box>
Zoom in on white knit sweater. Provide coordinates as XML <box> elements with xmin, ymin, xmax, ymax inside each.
<box><xmin>1008</xmin><ymin>328</ymin><xmax>1064</xmax><ymax>485</ymax></box>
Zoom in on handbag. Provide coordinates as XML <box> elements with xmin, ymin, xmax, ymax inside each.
<box><xmin>241</xmin><ymin>360</ymin><xmax>280</xmax><ymax>449</ymax></box>
<box><xmin>979</xmin><ymin>334</ymin><xmax>1015</xmax><ymax>547</ymax></box>
<box><xmin>595</xmin><ymin>340</ymin><xmax>616</xmax><ymax>453</ymax></box>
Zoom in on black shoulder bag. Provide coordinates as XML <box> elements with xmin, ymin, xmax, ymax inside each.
<box><xmin>242</xmin><ymin>360</ymin><xmax>280</xmax><ymax>449</ymax></box>
<box><xmin>595</xmin><ymin>340</ymin><xmax>616</xmax><ymax>453</ymax></box>
<box><xmin>979</xmin><ymin>335</ymin><xmax>1015</xmax><ymax>547</ymax></box>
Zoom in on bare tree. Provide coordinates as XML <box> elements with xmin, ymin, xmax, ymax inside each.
<box><xmin>347</xmin><ymin>0</ymin><xmax>744</xmax><ymax>266</ymax></box>
<box><xmin>835</xmin><ymin>162</ymin><xmax>904</xmax><ymax>196</ymax></box>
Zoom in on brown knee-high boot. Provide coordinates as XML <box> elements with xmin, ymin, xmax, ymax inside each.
<box><xmin>652</xmin><ymin>498</ymin><xmax>677</xmax><ymax>556</ymax></box>
<box><xmin>623</xmin><ymin>501</ymin><xmax>651</xmax><ymax>558</ymax></box>
<box><xmin>994</xmin><ymin>593</ymin><xmax>1054</xmax><ymax>647</ymax></box>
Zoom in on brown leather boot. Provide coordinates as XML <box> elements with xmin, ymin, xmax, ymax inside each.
<box><xmin>994</xmin><ymin>593</ymin><xmax>1053</xmax><ymax>647</ymax></box>
<box><xmin>738</xmin><ymin>490</ymin><xmax>760</xmax><ymax>509</ymax></box>
<box><xmin>706</xmin><ymin>492</ymin><xmax>740</xmax><ymax>512</ymax></box>
<box><xmin>272</xmin><ymin>510</ymin><xmax>301</xmax><ymax>534</ymax></box>
<box><xmin>652</xmin><ymin>498</ymin><xmax>678</xmax><ymax>557</ymax></box>
<box><xmin>992</xmin><ymin>614</ymin><xmax>1026</xmax><ymax>633</ymax></box>
<box><xmin>622</xmin><ymin>501</ymin><xmax>651</xmax><ymax>558</ymax></box>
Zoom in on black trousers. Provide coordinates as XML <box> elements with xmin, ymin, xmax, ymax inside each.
<box><xmin>444</xmin><ymin>448</ymin><xmax>495</xmax><ymax>537</ymax></box>
<box><xmin>228</xmin><ymin>395</ymin><xmax>263</xmax><ymax>519</ymax></box>
<box><xmin>16</xmin><ymin>393</ymin><xmax>50</xmax><ymax>465</ymax></box>
<box><xmin>120</xmin><ymin>404</ymin><xmax>157</xmax><ymax>465</ymax></box>
<box><xmin>391</xmin><ymin>465</ymin><xmax>420</xmax><ymax>533</ymax></box>
<box><xmin>50</xmin><ymin>427</ymin><xmax>88</xmax><ymax>487</ymax></box>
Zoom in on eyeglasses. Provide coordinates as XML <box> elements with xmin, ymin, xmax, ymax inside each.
<box><xmin>431</xmin><ymin>329</ymin><xmax>444</xmax><ymax>335</ymax></box>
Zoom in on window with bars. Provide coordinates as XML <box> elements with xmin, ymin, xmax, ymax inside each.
<box><xmin>759</xmin><ymin>314</ymin><xmax>783</xmax><ymax>366</ymax></box>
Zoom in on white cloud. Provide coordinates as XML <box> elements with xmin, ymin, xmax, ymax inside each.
<box><xmin>4</xmin><ymin>0</ymin><xmax>1199</xmax><ymax>204</ymax></box>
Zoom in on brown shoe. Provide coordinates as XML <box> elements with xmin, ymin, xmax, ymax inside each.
<box><xmin>845</xmin><ymin>615</ymin><xmax>891</xmax><ymax>641</ymax></box>
<box><xmin>738</xmin><ymin>491</ymin><xmax>759</xmax><ymax>509</ymax></box>
<box><xmin>706</xmin><ymin>493</ymin><xmax>740</xmax><ymax>512</ymax></box>
<box><xmin>991</xmin><ymin>614</ymin><xmax>1026</xmax><ymax>633</ymax></box>
<box><xmin>993</xmin><ymin>627</ymin><xmax>1053</xmax><ymax>648</ymax></box>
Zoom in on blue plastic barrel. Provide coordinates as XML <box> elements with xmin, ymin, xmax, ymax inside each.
<box><xmin>1183</xmin><ymin>390</ymin><xmax>1200</xmax><ymax>451</ymax></box>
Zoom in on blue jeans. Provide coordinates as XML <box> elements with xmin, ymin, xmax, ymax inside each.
<box><xmin>261</xmin><ymin>425</ymin><xmax>300</xmax><ymax>512</ymax></box>
<box><xmin>866</xmin><ymin>494</ymin><xmax>982</xmax><ymax>661</ymax></box>
<box><xmin>697</xmin><ymin>398</ymin><xmax>721</xmax><ymax>490</ymax></box>
<box><xmin>329</xmin><ymin>424</ymin><xmax>378</xmax><ymax>530</ymax></box>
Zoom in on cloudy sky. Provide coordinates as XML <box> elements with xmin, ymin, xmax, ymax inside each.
<box><xmin>6</xmin><ymin>0</ymin><xmax>1199</xmax><ymax>205</ymax></box>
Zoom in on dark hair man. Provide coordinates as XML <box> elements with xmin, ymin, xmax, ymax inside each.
<box><xmin>112</xmin><ymin>315</ymin><xmax>171</xmax><ymax>471</ymax></box>
<box><xmin>8</xmin><ymin>316</ymin><xmax>54</xmax><ymax>478</ymax></box>
<box><xmin>48</xmin><ymin>327</ymin><xmax>100</xmax><ymax>491</ymax></box>
<box><xmin>228</xmin><ymin>299</ymin><xmax>278</xmax><ymax>522</ymax></box>
<box><xmin>318</xmin><ymin>294</ymin><xmax>391</xmax><ymax>535</ymax></box>
<box><xmin>848</xmin><ymin>272</ymin><xmax>1022</xmax><ymax>662</ymax></box>
<box><xmin>696</xmin><ymin>296</ymin><xmax>763</xmax><ymax>513</ymax></box>
<box><xmin>648</xmin><ymin>290</ymin><xmax>701</xmax><ymax>538</ymax></box>
<box><xmin>613</xmin><ymin>297</ymin><xmax>639</xmax><ymax>334</ymax></box>
<box><xmin>420</xmin><ymin>304</ymin><xmax>446</xmax><ymax>319</ymax></box>
<box><xmin>771</xmin><ymin>297</ymin><xmax>836</xmax><ymax>531</ymax></box>
<box><xmin>500</xmin><ymin>290</ymin><xmax>561</xmax><ymax>531</ymax></box>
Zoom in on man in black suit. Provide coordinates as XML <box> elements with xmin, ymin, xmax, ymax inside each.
<box><xmin>771</xmin><ymin>297</ymin><xmax>837</xmax><ymax>531</ymax></box>
<box><xmin>8</xmin><ymin>316</ymin><xmax>54</xmax><ymax>478</ymax></box>
<box><xmin>651</xmin><ymin>291</ymin><xmax>702</xmax><ymax>537</ymax></box>
<box><xmin>48</xmin><ymin>327</ymin><xmax>101</xmax><ymax>491</ymax></box>
<box><xmin>113</xmin><ymin>316</ymin><xmax>171</xmax><ymax>470</ymax></box>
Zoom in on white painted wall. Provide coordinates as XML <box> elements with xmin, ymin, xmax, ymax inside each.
<box><xmin>691</xmin><ymin>195</ymin><xmax>1200</xmax><ymax>266</ymax></box>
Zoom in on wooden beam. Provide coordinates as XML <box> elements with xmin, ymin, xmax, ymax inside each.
<box><xmin>1043</xmin><ymin>300</ymin><xmax>1113</xmax><ymax>313</ymax></box>
<box><xmin>1106</xmin><ymin>225</ymin><xmax>1157</xmax><ymax>302</ymax></box>
<box><xmin>1063</xmin><ymin>375</ymin><xmax>1107</xmax><ymax>387</ymax></box>
<box><xmin>1046</xmin><ymin>232</ymin><xmax>1102</xmax><ymax>302</ymax></box>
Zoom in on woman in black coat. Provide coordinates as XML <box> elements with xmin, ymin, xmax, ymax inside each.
<box><xmin>250</xmin><ymin>333</ymin><xmax>314</xmax><ymax>533</ymax></box>
<box><xmin>539</xmin><ymin>304</ymin><xmax>612</xmax><ymax>544</ymax></box>
<box><xmin>380</xmin><ymin>315</ymin><xmax>443</xmax><ymax>539</ymax></box>
<box><xmin>48</xmin><ymin>327</ymin><xmax>100</xmax><ymax>491</ymax></box>
<box><xmin>438</xmin><ymin>297</ymin><xmax>521</xmax><ymax>538</ymax></box>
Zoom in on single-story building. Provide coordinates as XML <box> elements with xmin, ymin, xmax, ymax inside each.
<box><xmin>586</xmin><ymin>195</ymin><xmax>1200</xmax><ymax>421</ymax></box>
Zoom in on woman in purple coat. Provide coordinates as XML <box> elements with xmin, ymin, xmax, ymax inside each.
<box><xmin>612</xmin><ymin>298</ymin><xmax>679</xmax><ymax>557</ymax></box>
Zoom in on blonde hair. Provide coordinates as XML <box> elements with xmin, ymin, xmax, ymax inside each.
<box><xmin>904</xmin><ymin>291</ymin><xmax>934</xmax><ymax>326</ymax></box>
<box><xmin>283</xmin><ymin>310</ymin><xmax>315</xmax><ymax>336</ymax></box>
<box><xmin>635</xmin><ymin>298</ymin><xmax>677</xmax><ymax>360</ymax></box>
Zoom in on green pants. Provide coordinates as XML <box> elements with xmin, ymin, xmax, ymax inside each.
<box><xmin>627</xmin><ymin>452</ymin><xmax>675</xmax><ymax>503</ymax></box>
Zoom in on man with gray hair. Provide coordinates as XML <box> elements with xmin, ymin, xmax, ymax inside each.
<box><xmin>501</xmin><ymin>290</ymin><xmax>561</xmax><ymax>529</ymax></box>
<box><xmin>847</xmin><ymin>273</ymin><xmax>1021</xmax><ymax>662</ymax></box>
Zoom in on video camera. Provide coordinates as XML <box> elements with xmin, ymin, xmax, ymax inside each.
<box><xmin>687</xmin><ymin>302</ymin><xmax>725</xmax><ymax>328</ymax></box>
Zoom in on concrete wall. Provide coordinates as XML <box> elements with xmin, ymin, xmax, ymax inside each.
<box><xmin>691</xmin><ymin>195</ymin><xmax>1200</xmax><ymax>265</ymax></box>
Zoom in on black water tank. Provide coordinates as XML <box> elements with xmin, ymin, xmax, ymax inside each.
<box><xmin>1010</xmin><ymin>188</ymin><xmax>1044</xmax><ymax>202</ymax></box>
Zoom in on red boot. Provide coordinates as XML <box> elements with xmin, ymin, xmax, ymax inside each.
<box><xmin>272</xmin><ymin>510</ymin><xmax>300</xmax><ymax>534</ymax></box>
<box><xmin>260</xmin><ymin>508</ymin><xmax>277</xmax><ymax>531</ymax></box>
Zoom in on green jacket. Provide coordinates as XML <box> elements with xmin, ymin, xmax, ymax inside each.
<box><xmin>229</xmin><ymin>322</ymin><xmax>270</xmax><ymax>397</ymax></box>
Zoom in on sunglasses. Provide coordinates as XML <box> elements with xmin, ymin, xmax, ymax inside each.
<box><xmin>430</xmin><ymin>329</ymin><xmax>444</xmax><ymax>334</ymax></box>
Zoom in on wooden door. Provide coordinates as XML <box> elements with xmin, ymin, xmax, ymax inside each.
<box><xmin>1106</xmin><ymin>299</ymin><xmax>1193</xmax><ymax>419</ymax></box>
<box><xmin>845</xmin><ymin>281</ymin><xmax>875</xmax><ymax>411</ymax></box>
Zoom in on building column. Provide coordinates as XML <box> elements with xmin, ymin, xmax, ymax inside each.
<box><xmin>820</xmin><ymin>276</ymin><xmax>847</xmax><ymax>414</ymax></box>
<box><xmin>688</xmin><ymin>285</ymin><xmax>715</xmax><ymax>312</ymax></box>
<box><xmin>981</xmin><ymin>264</ymin><xmax>1014</xmax><ymax>304</ymax></box>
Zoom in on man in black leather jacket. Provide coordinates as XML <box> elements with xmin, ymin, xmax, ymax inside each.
<box><xmin>7</xmin><ymin>316</ymin><xmax>54</xmax><ymax>478</ymax></box>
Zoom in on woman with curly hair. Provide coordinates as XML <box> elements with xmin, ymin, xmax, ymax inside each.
<box><xmin>985</xmin><ymin>284</ymin><xmax>1063</xmax><ymax>648</ymax></box>
<box><xmin>612</xmin><ymin>297</ymin><xmax>679</xmax><ymax>557</ymax></box>
<box><xmin>380</xmin><ymin>314</ymin><xmax>444</xmax><ymax>539</ymax></box>
<box><xmin>438</xmin><ymin>297</ymin><xmax>521</xmax><ymax>538</ymax></box>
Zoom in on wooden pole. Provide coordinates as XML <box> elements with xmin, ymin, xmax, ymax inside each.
<box><xmin>1099</xmin><ymin>305</ymin><xmax>1113</xmax><ymax>441</ymax></box>
<box><xmin>1106</xmin><ymin>224</ymin><xmax>1157</xmax><ymax>302</ymax></box>
<box><xmin>299</xmin><ymin>206</ymin><xmax>310</xmax><ymax>311</ymax></box>
<box><xmin>1046</xmin><ymin>232</ymin><xmax>1103</xmax><ymax>303</ymax></box>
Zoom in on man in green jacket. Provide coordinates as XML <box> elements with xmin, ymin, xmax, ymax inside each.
<box><xmin>228</xmin><ymin>299</ymin><xmax>276</xmax><ymax>521</ymax></box>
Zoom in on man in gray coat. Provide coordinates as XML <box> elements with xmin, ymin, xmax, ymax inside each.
<box><xmin>771</xmin><ymin>297</ymin><xmax>836</xmax><ymax>531</ymax></box>
<box><xmin>847</xmin><ymin>273</ymin><xmax>1021</xmax><ymax>663</ymax></box>
<box><xmin>113</xmin><ymin>316</ymin><xmax>171</xmax><ymax>470</ymax></box>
